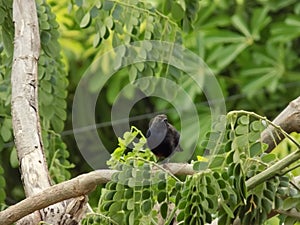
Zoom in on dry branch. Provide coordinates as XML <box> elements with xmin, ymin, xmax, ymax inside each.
<box><xmin>0</xmin><ymin>170</ymin><xmax>113</xmax><ymax>225</ymax></box>
<box><xmin>0</xmin><ymin>164</ymin><xmax>193</xmax><ymax>225</ymax></box>
<box><xmin>261</xmin><ymin>96</ymin><xmax>300</xmax><ymax>152</ymax></box>
<box><xmin>11</xmin><ymin>0</ymin><xmax>51</xmax><ymax>196</ymax></box>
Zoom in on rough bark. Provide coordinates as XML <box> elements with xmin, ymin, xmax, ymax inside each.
<box><xmin>11</xmin><ymin>0</ymin><xmax>87</xmax><ymax>224</ymax></box>
<box><xmin>11</xmin><ymin>0</ymin><xmax>50</xmax><ymax>196</ymax></box>
<box><xmin>0</xmin><ymin>169</ymin><xmax>99</xmax><ymax>225</ymax></box>
<box><xmin>261</xmin><ymin>96</ymin><xmax>300</xmax><ymax>152</ymax></box>
<box><xmin>0</xmin><ymin>164</ymin><xmax>193</xmax><ymax>224</ymax></box>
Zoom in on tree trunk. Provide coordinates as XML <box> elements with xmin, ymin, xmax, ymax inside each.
<box><xmin>11</xmin><ymin>0</ymin><xmax>87</xmax><ymax>224</ymax></box>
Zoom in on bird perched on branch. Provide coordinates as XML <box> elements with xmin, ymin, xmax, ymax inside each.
<box><xmin>146</xmin><ymin>114</ymin><xmax>182</xmax><ymax>160</ymax></box>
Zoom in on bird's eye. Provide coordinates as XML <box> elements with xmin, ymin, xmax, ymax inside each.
<box><xmin>163</xmin><ymin>118</ymin><xmax>168</xmax><ymax>123</ymax></box>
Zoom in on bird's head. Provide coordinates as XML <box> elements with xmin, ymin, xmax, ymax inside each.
<box><xmin>148</xmin><ymin>114</ymin><xmax>168</xmax><ymax>127</ymax></box>
<box><xmin>146</xmin><ymin>114</ymin><xmax>168</xmax><ymax>145</ymax></box>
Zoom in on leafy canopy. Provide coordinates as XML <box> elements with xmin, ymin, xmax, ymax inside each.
<box><xmin>83</xmin><ymin>111</ymin><xmax>300</xmax><ymax>225</ymax></box>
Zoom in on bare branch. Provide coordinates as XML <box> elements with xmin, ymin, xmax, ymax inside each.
<box><xmin>12</xmin><ymin>0</ymin><xmax>51</xmax><ymax>196</ymax></box>
<box><xmin>0</xmin><ymin>170</ymin><xmax>113</xmax><ymax>225</ymax></box>
<box><xmin>0</xmin><ymin>163</ymin><xmax>193</xmax><ymax>225</ymax></box>
<box><xmin>261</xmin><ymin>96</ymin><xmax>300</xmax><ymax>152</ymax></box>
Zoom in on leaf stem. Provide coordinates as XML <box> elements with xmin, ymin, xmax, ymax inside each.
<box><xmin>228</xmin><ymin>110</ymin><xmax>300</xmax><ymax>149</ymax></box>
<box><xmin>246</xmin><ymin>149</ymin><xmax>300</xmax><ymax>190</ymax></box>
<box><xmin>130</xmin><ymin>156</ymin><xmax>182</xmax><ymax>183</ymax></box>
<box><xmin>110</xmin><ymin>0</ymin><xmax>178</xmax><ymax>27</ymax></box>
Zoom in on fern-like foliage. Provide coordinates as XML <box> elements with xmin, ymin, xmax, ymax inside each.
<box><xmin>83</xmin><ymin>111</ymin><xmax>300</xmax><ymax>225</ymax></box>
<box><xmin>72</xmin><ymin>0</ymin><xmax>201</xmax><ymax>106</ymax></box>
<box><xmin>37</xmin><ymin>0</ymin><xmax>68</xmax><ymax>133</ymax></box>
<box><xmin>36</xmin><ymin>0</ymin><xmax>73</xmax><ymax>182</ymax></box>
<box><xmin>202</xmin><ymin>111</ymin><xmax>300</xmax><ymax>225</ymax></box>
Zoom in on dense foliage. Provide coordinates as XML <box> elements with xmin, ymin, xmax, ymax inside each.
<box><xmin>82</xmin><ymin>112</ymin><xmax>300</xmax><ymax>225</ymax></box>
<box><xmin>0</xmin><ymin>0</ymin><xmax>300</xmax><ymax>224</ymax></box>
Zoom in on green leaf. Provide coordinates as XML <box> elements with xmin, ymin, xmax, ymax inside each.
<box><xmin>193</xmin><ymin>161</ymin><xmax>208</xmax><ymax>171</ymax></box>
<box><xmin>109</xmin><ymin>201</ymin><xmax>122</xmax><ymax>212</ymax></box>
<box><xmin>157</xmin><ymin>191</ymin><xmax>167</xmax><ymax>203</ymax></box>
<box><xmin>270</xmin><ymin>22</ymin><xmax>300</xmax><ymax>42</ymax></box>
<box><xmin>242</xmin><ymin>73</ymin><xmax>277</xmax><ymax>97</ymax></box>
<box><xmin>1</xmin><ymin>26</ymin><xmax>14</xmax><ymax>57</ymax></box>
<box><xmin>55</xmin><ymin>107</ymin><xmax>67</xmax><ymax>121</ymax></box>
<box><xmin>103</xmin><ymin>27</ymin><xmax>110</xmax><ymax>39</ymax></box>
<box><xmin>110</xmin><ymin>211</ymin><xmax>125</xmax><ymax>224</ymax></box>
<box><xmin>261</xmin><ymin>153</ymin><xmax>276</xmax><ymax>163</ymax></box>
<box><xmin>105</xmin><ymin>16</ymin><xmax>114</xmax><ymax>29</ymax></box>
<box><xmin>75</xmin><ymin>0</ymin><xmax>82</xmax><ymax>7</ymax></box>
<box><xmin>220</xmin><ymin>201</ymin><xmax>234</xmax><ymax>218</ymax></box>
<box><xmin>171</xmin><ymin>3</ymin><xmax>185</xmax><ymax>21</ymax></box>
<box><xmin>51</xmin><ymin>115</ymin><xmax>64</xmax><ymax>132</ymax></box>
<box><xmin>250</xmin><ymin>8</ymin><xmax>271</xmax><ymax>39</ymax></box>
<box><xmin>240</xmin><ymin>67</ymin><xmax>274</xmax><ymax>77</ymax></box>
<box><xmin>141</xmin><ymin>200</ymin><xmax>152</xmax><ymax>215</ymax></box>
<box><xmin>1</xmin><ymin>118</ymin><xmax>11</xmax><ymax>142</ymax></box>
<box><xmin>0</xmin><ymin>170</ymin><xmax>6</xmax><ymax>188</ymax></box>
<box><xmin>209</xmin><ymin>155</ymin><xmax>225</xmax><ymax>169</ymax></box>
<box><xmin>208</xmin><ymin>43</ymin><xmax>249</xmax><ymax>71</ymax></box>
<box><xmin>39</xmin><ymin>90</ymin><xmax>54</xmax><ymax>105</ymax></box>
<box><xmin>0</xmin><ymin>188</ymin><xmax>5</xmax><ymax>203</ymax></box>
<box><xmin>93</xmin><ymin>32</ymin><xmax>102</xmax><ymax>48</ymax></box>
<box><xmin>129</xmin><ymin>65</ymin><xmax>137</xmax><ymax>83</ymax></box>
<box><xmin>41</xmin><ymin>31</ymin><xmax>51</xmax><ymax>43</ymax></box>
<box><xmin>285</xmin><ymin>15</ymin><xmax>300</xmax><ymax>27</ymax></box>
<box><xmin>40</xmin><ymin>104</ymin><xmax>55</xmax><ymax>121</ymax></box>
<box><xmin>40</xmin><ymin>21</ymin><xmax>50</xmax><ymax>30</ymax></box>
<box><xmin>233</xmin><ymin>135</ymin><xmax>248</xmax><ymax>151</ymax></box>
<box><xmin>10</xmin><ymin>147</ymin><xmax>19</xmax><ymax>168</ymax></box>
<box><xmin>160</xmin><ymin>202</ymin><xmax>168</xmax><ymax>219</ymax></box>
<box><xmin>226</xmin><ymin>151</ymin><xmax>234</xmax><ymax>164</ymax></box>
<box><xmin>250</xmin><ymin>142</ymin><xmax>263</xmax><ymax>157</ymax></box>
<box><xmin>80</xmin><ymin>12</ymin><xmax>91</xmax><ymax>28</ymax></box>
<box><xmin>90</xmin><ymin>6</ymin><xmax>99</xmax><ymax>18</ymax></box>
<box><xmin>127</xmin><ymin>198</ymin><xmax>134</xmax><ymax>210</ymax></box>
<box><xmin>282</xmin><ymin>197</ymin><xmax>299</xmax><ymax>210</ymax></box>
<box><xmin>40</xmin><ymin>80</ymin><xmax>52</xmax><ymax>93</ymax></box>
<box><xmin>142</xmin><ymin>189</ymin><xmax>151</xmax><ymax>200</ymax></box>
<box><xmin>238</xmin><ymin>115</ymin><xmax>249</xmax><ymax>125</ymax></box>
<box><xmin>250</xmin><ymin>120</ymin><xmax>264</xmax><ymax>132</ymax></box>
<box><xmin>204</xmin><ymin>30</ymin><xmax>245</xmax><ymax>45</ymax></box>
<box><xmin>235</xmin><ymin>125</ymin><xmax>248</xmax><ymax>135</ymax></box>
<box><xmin>231</xmin><ymin>14</ymin><xmax>251</xmax><ymax>37</ymax></box>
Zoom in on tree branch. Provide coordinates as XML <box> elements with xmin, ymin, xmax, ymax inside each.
<box><xmin>261</xmin><ymin>96</ymin><xmax>300</xmax><ymax>152</ymax></box>
<box><xmin>12</xmin><ymin>0</ymin><xmax>51</xmax><ymax>196</ymax></box>
<box><xmin>0</xmin><ymin>170</ymin><xmax>113</xmax><ymax>225</ymax></box>
<box><xmin>0</xmin><ymin>163</ymin><xmax>193</xmax><ymax>225</ymax></box>
<box><xmin>246</xmin><ymin>149</ymin><xmax>300</xmax><ymax>190</ymax></box>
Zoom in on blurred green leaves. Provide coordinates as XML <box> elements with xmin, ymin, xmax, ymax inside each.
<box><xmin>185</xmin><ymin>0</ymin><xmax>300</xmax><ymax>110</ymax></box>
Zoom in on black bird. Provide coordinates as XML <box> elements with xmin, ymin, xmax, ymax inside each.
<box><xmin>146</xmin><ymin>114</ymin><xmax>182</xmax><ymax>160</ymax></box>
